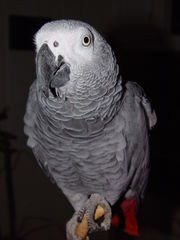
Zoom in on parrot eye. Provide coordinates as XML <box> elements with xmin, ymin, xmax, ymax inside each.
<box><xmin>82</xmin><ymin>35</ymin><xmax>91</xmax><ymax>47</ymax></box>
<box><xmin>53</xmin><ymin>41</ymin><xmax>59</xmax><ymax>47</ymax></box>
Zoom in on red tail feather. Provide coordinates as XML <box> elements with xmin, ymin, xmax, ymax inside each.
<box><xmin>111</xmin><ymin>197</ymin><xmax>139</xmax><ymax>237</ymax></box>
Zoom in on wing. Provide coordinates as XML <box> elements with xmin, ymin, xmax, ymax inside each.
<box><xmin>119</xmin><ymin>81</ymin><xmax>157</xmax><ymax>202</ymax></box>
<box><xmin>126</xmin><ymin>81</ymin><xmax>157</xmax><ymax>130</ymax></box>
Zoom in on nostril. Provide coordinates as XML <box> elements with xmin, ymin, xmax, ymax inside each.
<box><xmin>53</xmin><ymin>41</ymin><xmax>59</xmax><ymax>47</ymax></box>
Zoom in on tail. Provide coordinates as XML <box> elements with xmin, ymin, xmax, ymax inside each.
<box><xmin>111</xmin><ymin>197</ymin><xmax>139</xmax><ymax>237</ymax></box>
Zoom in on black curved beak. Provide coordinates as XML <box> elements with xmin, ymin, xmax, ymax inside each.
<box><xmin>36</xmin><ymin>43</ymin><xmax>70</xmax><ymax>97</ymax></box>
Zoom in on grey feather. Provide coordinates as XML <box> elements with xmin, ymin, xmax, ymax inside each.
<box><xmin>24</xmin><ymin>19</ymin><xmax>156</xmax><ymax>236</ymax></box>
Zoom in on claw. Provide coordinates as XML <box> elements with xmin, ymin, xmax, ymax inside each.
<box><xmin>66</xmin><ymin>213</ymin><xmax>82</xmax><ymax>240</ymax></box>
<box><xmin>86</xmin><ymin>194</ymin><xmax>112</xmax><ymax>233</ymax></box>
<box><xmin>76</xmin><ymin>213</ymin><xmax>88</xmax><ymax>239</ymax></box>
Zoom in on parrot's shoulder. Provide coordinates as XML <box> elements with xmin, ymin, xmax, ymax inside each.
<box><xmin>125</xmin><ymin>81</ymin><xmax>144</xmax><ymax>96</ymax></box>
<box><xmin>124</xmin><ymin>81</ymin><xmax>157</xmax><ymax>129</ymax></box>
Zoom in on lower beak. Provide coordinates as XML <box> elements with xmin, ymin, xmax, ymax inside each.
<box><xmin>50</xmin><ymin>54</ymin><xmax>70</xmax><ymax>89</ymax></box>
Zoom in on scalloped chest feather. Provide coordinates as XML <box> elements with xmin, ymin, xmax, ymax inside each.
<box><xmin>32</xmin><ymin>98</ymin><xmax>127</xmax><ymax>204</ymax></box>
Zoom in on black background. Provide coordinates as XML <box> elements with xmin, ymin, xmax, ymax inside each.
<box><xmin>0</xmin><ymin>1</ymin><xmax>179</xmax><ymax>240</ymax></box>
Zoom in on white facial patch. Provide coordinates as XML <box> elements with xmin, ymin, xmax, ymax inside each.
<box><xmin>35</xmin><ymin>25</ymin><xmax>94</xmax><ymax>65</ymax></box>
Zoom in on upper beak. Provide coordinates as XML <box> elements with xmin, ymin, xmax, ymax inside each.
<box><xmin>36</xmin><ymin>43</ymin><xmax>70</xmax><ymax>97</ymax></box>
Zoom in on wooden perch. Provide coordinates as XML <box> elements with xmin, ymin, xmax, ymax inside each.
<box><xmin>76</xmin><ymin>204</ymin><xmax>105</xmax><ymax>239</ymax></box>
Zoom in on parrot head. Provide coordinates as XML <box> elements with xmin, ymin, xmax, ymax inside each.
<box><xmin>35</xmin><ymin>20</ymin><xmax>119</xmax><ymax>100</ymax></box>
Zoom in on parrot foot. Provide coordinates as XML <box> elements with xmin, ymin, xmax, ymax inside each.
<box><xmin>77</xmin><ymin>206</ymin><xmax>86</xmax><ymax>222</ymax></box>
<box><xmin>66</xmin><ymin>213</ymin><xmax>82</xmax><ymax>240</ymax></box>
<box><xmin>66</xmin><ymin>194</ymin><xmax>111</xmax><ymax>239</ymax></box>
<box><xmin>86</xmin><ymin>193</ymin><xmax>112</xmax><ymax>233</ymax></box>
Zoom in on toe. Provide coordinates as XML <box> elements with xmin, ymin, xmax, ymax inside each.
<box><xmin>66</xmin><ymin>213</ymin><xmax>82</xmax><ymax>240</ymax></box>
<box><xmin>77</xmin><ymin>206</ymin><xmax>86</xmax><ymax>223</ymax></box>
<box><xmin>86</xmin><ymin>194</ymin><xmax>112</xmax><ymax>233</ymax></box>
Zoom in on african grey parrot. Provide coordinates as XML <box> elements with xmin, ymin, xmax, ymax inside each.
<box><xmin>24</xmin><ymin>20</ymin><xmax>157</xmax><ymax>239</ymax></box>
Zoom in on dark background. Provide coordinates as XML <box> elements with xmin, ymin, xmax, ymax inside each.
<box><xmin>0</xmin><ymin>0</ymin><xmax>179</xmax><ymax>239</ymax></box>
